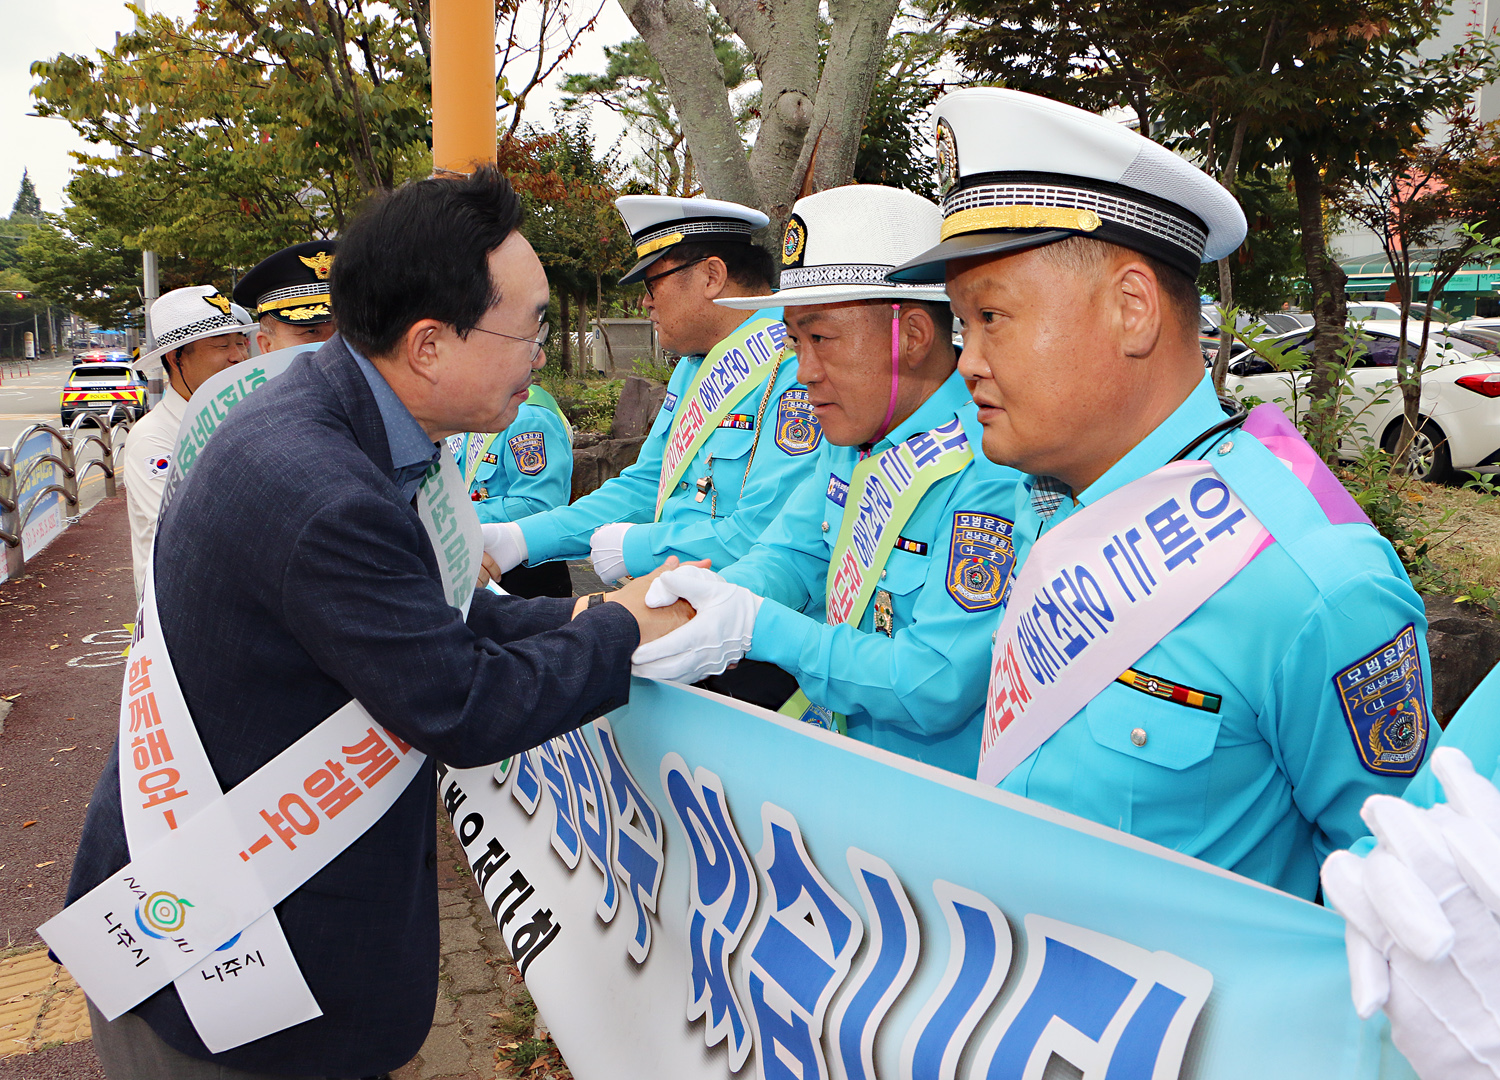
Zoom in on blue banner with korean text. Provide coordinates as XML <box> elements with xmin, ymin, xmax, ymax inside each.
<box><xmin>438</xmin><ymin>680</ymin><xmax>1413</xmax><ymax>1080</ymax></box>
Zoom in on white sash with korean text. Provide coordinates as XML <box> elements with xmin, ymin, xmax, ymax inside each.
<box><xmin>40</xmin><ymin>360</ymin><xmax>482</xmax><ymax>1048</ymax></box>
<box><xmin>977</xmin><ymin>460</ymin><xmax>1271</xmax><ymax>787</ymax></box>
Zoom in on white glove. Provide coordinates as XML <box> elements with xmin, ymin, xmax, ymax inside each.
<box><xmin>481</xmin><ymin>522</ymin><xmax>527</xmax><ymax>574</ymax></box>
<box><xmin>1320</xmin><ymin>747</ymin><xmax>1500</xmax><ymax>1080</ymax></box>
<box><xmin>630</xmin><ymin>564</ymin><xmax>762</xmax><ymax>683</ymax></box>
<box><xmin>589</xmin><ymin>522</ymin><xmax>632</xmax><ymax>584</ymax></box>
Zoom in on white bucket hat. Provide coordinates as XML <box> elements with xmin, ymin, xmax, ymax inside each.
<box><xmin>717</xmin><ymin>185</ymin><xmax>949</xmax><ymax>310</ymax></box>
<box><xmin>142</xmin><ymin>286</ymin><xmax>250</xmax><ymax>366</ymax></box>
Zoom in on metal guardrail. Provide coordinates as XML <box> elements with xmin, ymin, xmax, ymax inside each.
<box><xmin>0</xmin><ymin>404</ymin><xmax>132</xmax><ymax>577</ymax></box>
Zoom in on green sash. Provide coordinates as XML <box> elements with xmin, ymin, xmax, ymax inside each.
<box><xmin>825</xmin><ymin>415</ymin><xmax>972</xmax><ymax>627</ymax></box>
<box><xmin>779</xmin><ymin>414</ymin><xmax>973</xmax><ymax>734</ymax></box>
<box><xmin>655</xmin><ymin>313</ymin><xmax>787</xmax><ymax>520</ymax></box>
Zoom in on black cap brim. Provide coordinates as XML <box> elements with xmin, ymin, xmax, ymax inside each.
<box><xmin>619</xmin><ymin>248</ymin><xmax>672</xmax><ymax>286</ymax></box>
<box><xmin>889</xmin><ymin>229</ymin><xmax>1077</xmax><ymax>284</ymax></box>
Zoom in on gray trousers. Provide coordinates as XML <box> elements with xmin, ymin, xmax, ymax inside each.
<box><xmin>85</xmin><ymin>999</ymin><xmax>325</xmax><ymax>1080</ymax></box>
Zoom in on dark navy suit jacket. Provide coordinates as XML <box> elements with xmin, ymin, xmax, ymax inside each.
<box><xmin>66</xmin><ymin>338</ymin><xmax>638</xmax><ymax>1076</ymax></box>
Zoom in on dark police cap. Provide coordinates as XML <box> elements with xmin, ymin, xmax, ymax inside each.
<box><xmin>233</xmin><ymin>241</ymin><xmax>336</xmax><ymax>325</ymax></box>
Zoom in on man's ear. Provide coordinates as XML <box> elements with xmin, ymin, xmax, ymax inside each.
<box><xmin>898</xmin><ymin>304</ymin><xmax>937</xmax><ymax>369</ymax></box>
<box><xmin>1117</xmin><ymin>260</ymin><xmax>1163</xmax><ymax>359</ymax></box>
<box><xmin>699</xmin><ymin>256</ymin><xmax>729</xmax><ymax>299</ymax></box>
<box><xmin>398</xmin><ymin>319</ymin><xmax>446</xmax><ymax>385</ymax></box>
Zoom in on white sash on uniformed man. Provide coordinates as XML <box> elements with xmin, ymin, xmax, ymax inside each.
<box><xmin>978</xmin><ymin>459</ymin><xmax>1270</xmax><ymax>786</ymax></box>
<box><xmin>41</xmin><ymin>360</ymin><xmax>483</xmax><ymax>1050</ymax></box>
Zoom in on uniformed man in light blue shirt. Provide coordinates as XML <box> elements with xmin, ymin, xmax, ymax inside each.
<box><xmin>883</xmin><ymin>88</ymin><xmax>1429</xmax><ymax>900</ymax></box>
<box><xmin>630</xmin><ymin>185</ymin><xmax>1023</xmax><ymax>776</ymax></box>
<box><xmin>451</xmin><ymin>382</ymin><xmax>573</xmax><ymax>597</ymax></box>
<box><xmin>485</xmin><ymin>196</ymin><xmax>824</xmax><ymax>705</ymax></box>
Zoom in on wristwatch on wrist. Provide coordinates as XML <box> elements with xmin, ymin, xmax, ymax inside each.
<box><xmin>587</xmin><ymin>592</ymin><xmax>606</xmax><ymax>609</ymax></box>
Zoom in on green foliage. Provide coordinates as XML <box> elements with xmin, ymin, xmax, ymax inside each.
<box><xmin>1196</xmin><ymin>169</ymin><xmax>1302</xmax><ymax>314</ymax></box>
<box><xmin>11</xmin><ymin>171</ymin><xmax>41</xmax><ymax>220</ymax></box>
<box><xmin>27</xmin><ymin>0</ymin><xmax>433</xmax><ymax>276</ymax></box>
<box><xmin>537</xmin><ymin>369</ymin><xmax>624</xmax><ymax>434</ymax></box>
<box><xmin>508</xmin><ymin>1037</ymin><xmax>553</xmax><ymax>1070</ymax></box>
<box><xmin>853</xmin><ymin>9</ymin><xmax>952</xmax><ymax>196</ymax></box>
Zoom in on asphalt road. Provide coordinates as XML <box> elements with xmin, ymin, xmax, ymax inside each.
<box><xmin>1</xmin><ymin>354</ymin><xmax>120</xmax><ymax>519</ymax></box>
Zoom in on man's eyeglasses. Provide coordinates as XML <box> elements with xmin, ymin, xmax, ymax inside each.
<box><xmin>471</xmin><ymin>321</ymin><xmax>550</xmax><ymax>361</ymax></box>
<box><xmin>643</xmin><ymin>258</ymin><xmax>708</xmax><ymax>299</ymax></box>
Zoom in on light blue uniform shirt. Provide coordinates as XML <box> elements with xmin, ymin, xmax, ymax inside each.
<box><xmin>1001</xmin><ymin>374</ymin><xmax>1429</xmax><ymax>899</ymax></box>
<box><xmin>454</xmin><ymin>394</ymin><xmax>573</xmax><ymax>524</ymax></box>
<box><xmin>517</xmin><ymin>309</ymin><xmax>822</xmax><ymax>577</ymax></box>
<box><xmin>724</xmin><ymin>371</ymin><xmax>1024</xmax><ymax>776</ymax></box>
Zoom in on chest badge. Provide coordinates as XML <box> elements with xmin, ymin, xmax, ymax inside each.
<box><xmin>774</xmin><ymin>388</ymin><xmax>822</xmax><ymax>456</ymax></box>
<box><xmin>1116</xmin><ymin>668</ymin><xmax>1222</xmax><ymax>713</ymax></box>
<box><xmin>873</xmin><ymin>589</ymin><xmax>894</xmax><ymax>637</ymax></box>
<box><xmin>1335</xmin><ymin>624</ymin><xmax>1428</xmax><ymax>777</ymax></box>
<box><xmin>508</xmin><ymin>432</ymin><xmax>547</xmax><ymax>476</ymax></box>
<box><xmin>946</xmin><ymin>511</ymin><xmax>1015</xmax><ymax>612</ymax></box>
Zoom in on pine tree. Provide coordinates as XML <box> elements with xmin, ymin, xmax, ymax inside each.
<box><xmin>11</xmin><ymin>169</ymin><xmax>41</xmax><ymax>219</ymax></box>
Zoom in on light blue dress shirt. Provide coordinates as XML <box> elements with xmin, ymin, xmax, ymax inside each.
<box><xmin>347</xmin><ymin>338</ymin><xmax>438</xmax><ymax>501</ymax></box>
<box><xmin>516</xmin><ymin>309</ymin><xmax>823</xmax><ymax>577</ymax></box>
<box><xmin>999</xmin><ymin>373</ymin><xmax>1429</xmax><ymax>899</ymax></box>
<box><xmin>723</xmin><ymin>370</ymin><xmax>1024</xmax><ymax>776</ymax></box>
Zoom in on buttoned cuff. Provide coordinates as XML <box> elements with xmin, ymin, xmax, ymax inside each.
<box><xmin>621</xmin><ymin>522</ymin><xmax>657</xmax><ymax>578</ymax></box>
<box><xmin>745</xmin><ymin>599</ymin><xmax>815</xmax><ymax>670</ymax></box>
<box><xmin>517</xmin><ymin>513</ymin><xmax>565</xmax><ymax>566</ymax></box>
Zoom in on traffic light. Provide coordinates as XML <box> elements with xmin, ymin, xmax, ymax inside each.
<box><xmin>12</xmin><ymin>291</ymin><xmax>30</xmax><ymax>300</ymax></box>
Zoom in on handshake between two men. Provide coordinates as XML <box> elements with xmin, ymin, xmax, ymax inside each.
<box><xmin>480</xmin><ymin>522</ymin><xmax>757</xmax><ymax>679</ymax></box>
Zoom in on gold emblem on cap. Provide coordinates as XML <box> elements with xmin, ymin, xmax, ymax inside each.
<box><xmin>298</xmin><ymin>251</ymin><xmax>335</xmax><ymax>280</ymax></box>
<box><xmin>935</xmin><ymin>118</ymin><xmax>959</xmax><ymax>196</ymax></box>
<box><xmin>781</xmin><ymin>218</ymin><xmax>806</xmax><ymax>265</ymax></box>
<box><xmin>281</xmin><ymin>303</ymin><xmax>331</xmax><ymax>322</ymax></box>
<box><xmin>636</xmin><ymin>232</ymin><xmax>685</xmax><ymax>258</ymax></box>
<box><xmin>202</xmin><ymin>290</ymin><xmax>233</xmax><ymax>315</ymax></box>
<box><xmin>940</xmin><ymin>206</ymin><xmax>1103</xmax><ymax>241</ymax></box>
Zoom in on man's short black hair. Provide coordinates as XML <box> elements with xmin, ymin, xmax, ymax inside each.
<box><xmin>332</xmin><ymin>166</ymin><xmax>524</xmax><ymax>359</ymax></box>
<box><xmin>659</xmin><ymin>240</ymin><xmax>775</xmax><ymax>292</ymax></box>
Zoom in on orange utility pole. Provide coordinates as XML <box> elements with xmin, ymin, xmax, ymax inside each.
<box><xmin>430</xmin><ymin>0</ymin><xmax>497</xmax><ymax>175</ymax></box>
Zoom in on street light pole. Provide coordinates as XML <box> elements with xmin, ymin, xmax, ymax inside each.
<box><xmin>430</xmin><ymin>0</ymin><xmax>497</xmax><ymax>176</ymax></box>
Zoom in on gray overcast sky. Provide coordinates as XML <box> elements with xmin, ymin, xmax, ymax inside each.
<box><xmin>2</xmin><ymin>0</ymin><xmax>634</xmax><ymax>215</ymax></box>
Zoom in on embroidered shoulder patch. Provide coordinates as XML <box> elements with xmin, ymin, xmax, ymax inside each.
<box><xmin>508</xmin><ymin>431</ymin><xmax>547</xmax><ymax>476</ymax></box>
<box><xmin>1335</xmin><ymin>624</ymin><xmax>1428</xmax><ymax>777</ymax></box>
<box><xmin>662</xmin><ymin>391</ymin><xmax>678</xmax><ymax>413</ymax></box>
<box><xmin>774</xmin><ymin>388</ymin><xmax>822</xmax><ymax>456</ymax></box>
<box><xmin>147</xmin><ymin>453</ymin><xmax>171</xmax><ymax>476</ymax></box>
<box><xmin>947</xmin><ymin>511</ymin><xmax>1015</xmax><ymax>612</ymax></box>
<box><xmin>826</xmin><ymin>473</ymin><xmax>849</xmax><ymax>507</ymax></box>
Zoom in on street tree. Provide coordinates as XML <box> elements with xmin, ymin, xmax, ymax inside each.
<box><xmin>501</xmin><ymin>120</ymin><xmax>641</xmax><ymax>374</ymax></box>
<box><xmin>618</xmin><ymin>0</ymin><xmax>903</xmax><ymax>231</ymax></box>
<box><xmin>560</xmin><ymin>18</ymin><xmax>754</xmax><ymax>197</ymax></box>
<box><xmin>11</xmin><ymin>171</ymin><xmax>42</xmax><ymax>221</ymax></box>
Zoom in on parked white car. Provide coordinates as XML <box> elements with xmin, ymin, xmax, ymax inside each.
<box><xmin>1225</xmin><ymin>320</ymin><xmax>1500</xmax><ymax>482</ymax></box>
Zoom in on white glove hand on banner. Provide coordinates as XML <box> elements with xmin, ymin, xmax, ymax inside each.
<box><xmin>590</xmin><ymin>523</ymin><xmax>632</xmax><ymax>584</ymax></box>
<box><xmin>630</xmin><ymin>565</ymin><xmax>761</xmax><ymax>683</ymax></box>
<box><xmin>480</xmin><ymin>522</ymin><xmax>527</xmax><ymax>574</ymax></box>
<box><xmin>1320</xmin><ymin>747</ymin><xmax>1500</xmax><ymax>1080</ymax></box>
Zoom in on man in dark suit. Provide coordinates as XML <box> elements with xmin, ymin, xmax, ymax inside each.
<box><xmin>66</xmin><ymin>167</ymin><xmax>691</xmax><ymax>1079</ymax></box>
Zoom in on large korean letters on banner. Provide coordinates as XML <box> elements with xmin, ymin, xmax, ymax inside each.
<box><xmin>439</xmin><ymin>680</ymin><xmax>1418</xmax><ymax>1080</ymax></box>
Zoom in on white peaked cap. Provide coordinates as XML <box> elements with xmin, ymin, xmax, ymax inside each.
<box><xmin>615</xmin><ymin>195</ymin><xmax>770</xmax><ymax>284</ymax></box>
<box><xmin>892</xmin><ymin>88</ymin><xmax>1248</xmax><ymax>284</ymax></box>
<box><xmin>142</xmin><ymin>286</ymin><xmax>249</xmax><ymax>365</ymax></box>
<box><xmin>717</xmin><ymin>185</ymin><xmax>949</xmax><ymax>310</ymax></box>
